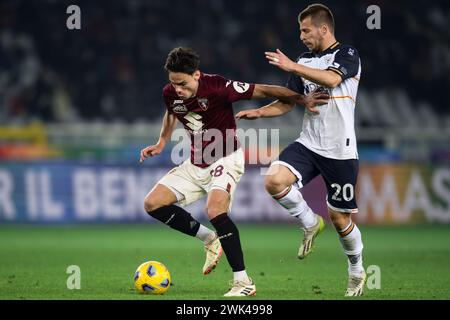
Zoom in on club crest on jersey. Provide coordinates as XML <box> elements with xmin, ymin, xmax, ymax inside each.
<box><xmin>173</xmin><ymin>103</ymin><xmax>187</xmax><ymax>114</ymax></box>
<box><xmin>198</xmin><ymin>98</ymin><xmax>209</xmax><ymax>111</ymax></box>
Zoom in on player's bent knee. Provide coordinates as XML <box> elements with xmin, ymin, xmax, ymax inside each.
<box><xmin>329</xmin><ymin>210</ymin><xmax>351</xmax><ymax>229</ymax></box>
<box><xmin>264</xmin><ymin>174</ymin><xmax>289</xmax><ymax>195</ymax></box>
<box><xmin>144</xmin><ymin>196</ymin><xmax>165</xmax><ymax>215</ymax></box>
<box><xmin>207</xmin><ymin>207</ymin><xmax>227</xmax><ymax>220</ymax></box>
<box><xmin>206</xmin><ymin>189</ymin><xmax>230</xmax><ymax>219</ymax></box>
<box><xmin>144</xmin><ymin>184</ymin><xmax>178</xmax><ymax>215</ymax></box>
<box><xmin>206</xmin><ymin>200</ymin><xmax>229</xmax><ymax>219</ymax></box>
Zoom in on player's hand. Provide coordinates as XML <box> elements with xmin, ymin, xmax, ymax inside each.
<box><xmin>265</xmin><ymin>49</ymin><xmax>296</xmax><ymax>72</ymax></box>
<box><xmin>235</xmin><ymin>109</ymin><xmax>262</xmax><ymax>120</ymax></box>
<box><xmin>139</xmin><ymin>143</ymin><xmax>164</xmax><ymax>163</ymax></box>
<box><xmin>299</xmin><ymin>91</ymin><xmax>330</xmax><ymax>114</ymax></box>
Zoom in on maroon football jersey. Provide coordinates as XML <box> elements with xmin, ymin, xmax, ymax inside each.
<box><xmin>163</xmin><ymin>73</ymin><xmax>255</xmax><ymax>168</ymax></box>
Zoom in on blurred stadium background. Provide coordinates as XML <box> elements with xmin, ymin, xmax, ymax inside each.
<box><xmin>0</xmin><ymin>0</ymin><xmax>449</xmax><ymax>299</ymax></box>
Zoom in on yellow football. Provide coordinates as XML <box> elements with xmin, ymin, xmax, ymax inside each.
<box><xmin>134</xmin><ymin>261</ymin><xmax>171</xmax><ymax>295</ymax></box>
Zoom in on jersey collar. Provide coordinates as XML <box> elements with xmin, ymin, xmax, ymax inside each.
<box><xmin>315</xmin><ymin>41</ymin><xmax>340</xmax><ymax>57</ymax></box>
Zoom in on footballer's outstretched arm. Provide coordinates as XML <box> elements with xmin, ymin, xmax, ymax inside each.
<box><xmin>237</xmin><ymin>89</ymin><xmax>329</xmax><ymax>120</ymax></box>
<box><xmin>251</xmin><ymin>84</ymin><xmax>300</xmax><ymax>103</ymax></box>
<box><xmin>140</xmin><ymin>111</ymin><xmax>178</xmax><ymax>162</ymax></box>
<box><xmin>236</xmin><ymin>99</ymin><xmax>295</xmax><ymax>120</ymax></box>
<box><xmin>265</xmin><ymin>49</ymin><xmax>342</xmax><ymax>88</ymax></box>
<box><xmin>252</xmin><ymin>84</ymin><xmax>328</xmax><ymax>106</ymax></box>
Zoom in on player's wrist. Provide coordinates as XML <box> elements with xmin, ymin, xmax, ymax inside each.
<box><xmin>255</xmin><ymin>108</ymin><xmax>263</xmax><ymax>118</ymax></box>
<box><xmin>284</xmin><ymin>60</ymin><xmax>296</xmax><ymax>73</ymax></box>
<box><xmin>156</xmin><ymin>139</ymin><xmax>167</xmax><ymax>149</ymax></box>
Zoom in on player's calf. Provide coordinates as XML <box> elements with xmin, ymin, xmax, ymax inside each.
<box><xmin>210</xmin><ymin>213</ymin><xmax>255</xmax><ymax>293</ymax></box>
<box><xmin>148</xmin><ymin>203</ymin><xmax>222</xmax><ymax>275</ymax></box>
<box><xmin>148</xmin><ymin>204</ymin><xmax>201</xmax><ymax>237</ymax></box>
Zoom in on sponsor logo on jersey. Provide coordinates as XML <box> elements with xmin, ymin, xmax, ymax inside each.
<box><xmin>232</xmin><ymin>81</ymin><xmax>250</xmax><ymax>93</ymax></box>
<box><xmin>304</xmin><ymin>82</ymin><xmax>330</xmax><ymax>96</ymax></box>
<box><xmin>173</xmin><ymin>104</ymin><xmax>188</xmax><ymax>113</ymax></box>
<box><xmin>198</xmin><ymin>98</ymin><xmax>209</xmax><ymax>111</ymax></box>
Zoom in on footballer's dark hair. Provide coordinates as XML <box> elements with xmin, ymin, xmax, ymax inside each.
<box><xmin>164</xmin><ymin>47</ymin><xmax>200</xmax><ymax>74</ymax></box>
<box><xmin>298</xmin><ymin>3</ymin><xmax>335</xmax><ymax>34</ymax></box>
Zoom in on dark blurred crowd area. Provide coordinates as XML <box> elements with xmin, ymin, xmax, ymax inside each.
<box><xmin>0</xmin><ymin>0</ymin><xmax>449</xmax><ymax>123</ymax></box>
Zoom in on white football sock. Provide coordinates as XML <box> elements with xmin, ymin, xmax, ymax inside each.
<box><xmin>338</xmin><ymin>221</ymin><xmax>364</xmax><ymax>275</ymax></box>
<box><xmin>233</xmin><ymin>270</ymin><xmax>250</xmax><ymax>283</ymax></box>
<box><xmin>196</xmin><ymin>224</ymin><xmax>216</xmax><ymax>243</ymax></box>
<box><xmin>272</xmin><ymin>185</ymin><xmax>318</xmax><ymax>228</ymax></box>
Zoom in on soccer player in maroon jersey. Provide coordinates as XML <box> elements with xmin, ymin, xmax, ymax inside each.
<box><xmin>140</xmin><ymin>47</ymin><xmax>328</xmax><ymax>296</ymax></box>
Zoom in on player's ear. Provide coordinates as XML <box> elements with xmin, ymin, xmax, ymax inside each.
<box><xmin>320</xmin><ymin>24</ymin><xmax>328</xmax><ymax>36</ymax></box>
<box><xmin>193</xmin><ymin>70</ymin><xmax>201</xmax><ymax>80</ymax></box>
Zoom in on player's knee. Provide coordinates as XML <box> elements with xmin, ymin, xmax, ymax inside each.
<box><xmin>207</xmin><ymin>207</ymin><xmax>227</xmax><ymax>219</ymax></box>
<box><xmin>329</xmin><ymin>210</ymin><xmax>351</xmax><ymax>229</ymax></box>
<box><xmin>264</xmin><ymin>174</ymin><xmax>289</xmax><ymax>195</ymax></box>
<box><xmin>206</xmin><ymin>201</ymin><xmax>228</xmax><ymax>219</ymax></box>
<box><xmin>144</xmin><ymin>195</ymin><xmax>165</xmax><ymax>215</ymax></box>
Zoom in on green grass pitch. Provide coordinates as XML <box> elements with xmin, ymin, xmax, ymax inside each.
<box><xmin>0</xmin><ymin>223</ymin><xmax>449</xmax><ymax>300</ymax></box>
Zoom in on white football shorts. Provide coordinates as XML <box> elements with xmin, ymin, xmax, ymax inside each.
<box><xmin>156</xmin><ymin>148</ymin><xmax>245</xmax><ymax>210</ymax></box>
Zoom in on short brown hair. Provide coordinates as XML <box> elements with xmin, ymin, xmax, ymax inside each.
<box><xmin>298</xmin><ymin>3</ymin><xmax>335</xmax><ymax>33</ymax></box>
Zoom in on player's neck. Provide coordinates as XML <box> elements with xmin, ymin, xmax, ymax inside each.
<box><xmin>186</xmin><ymin>87</ymin><xmax>199</xmax><ymax>100</ymax></box>
<box><xmin>319</xmin><ymin>37</ymin><xmax>338</xmax><ymax>52</ymax></box>
<box><xmin>191</xmin><ymin>81</ymin><xmax>200</xmax><ymax>98</ymax></box>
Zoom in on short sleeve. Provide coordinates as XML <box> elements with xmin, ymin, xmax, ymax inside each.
<box><xmin>216</xmin><ymin>77</ymin><xmax>255</xmax><ymax>103</ymax></box>
<box><xmin>327</xmin><ymin>46</ymin><xmax>360</xmax><ymax>81</ymax></box>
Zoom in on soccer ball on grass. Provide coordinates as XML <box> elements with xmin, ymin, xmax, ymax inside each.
<box><xmin>134</xmin><ymin>261</ymin><xmax>171</xmax><ymax>295</ymax></box>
